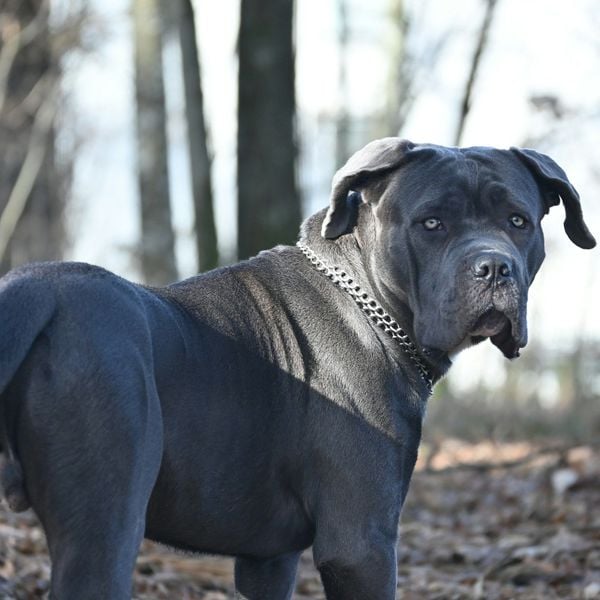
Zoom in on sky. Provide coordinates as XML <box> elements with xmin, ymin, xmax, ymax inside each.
<box><xmin>61</xmin><ymin>0</ymin><xmax>600</xmax><ymax>395</ymax></box>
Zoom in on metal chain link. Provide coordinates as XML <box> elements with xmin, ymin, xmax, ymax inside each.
<box><xmin>297</xmin><ymin>241</ymin><xmax>433</xmax><ymax>392</ymax></box>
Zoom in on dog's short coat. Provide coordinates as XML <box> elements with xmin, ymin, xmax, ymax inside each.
<box><xmin>0</xmin><ymin>139</ymin><xmax>595</xmax><ymax>599</ymax></box>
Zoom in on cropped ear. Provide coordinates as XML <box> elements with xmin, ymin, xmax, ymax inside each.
<box><xmin>510</xmin><ymin>147</ymin><xmax>596</xmax><ymax>249</ymax></box>
<box><xmin>322</xmin><ymin>138</ymin><xmax>416</xmax><ymax>239</ymax></box>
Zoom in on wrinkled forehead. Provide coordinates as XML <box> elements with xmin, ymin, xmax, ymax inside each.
<box><xmin>383</xmin><ymin>145</ymin><xmax>545</xmax><ymax>218</ymax></box>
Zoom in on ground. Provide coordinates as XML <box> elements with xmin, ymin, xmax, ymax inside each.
<box><xmin>0</xmin><ymin>440</ymin><xmax>599</xmax><ymax>599</ymax></box>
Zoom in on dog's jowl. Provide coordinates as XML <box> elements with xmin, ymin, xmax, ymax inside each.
<box><xmin>0</xmin><ymin>138</ymin><xmax>595</xmax><ymax>599</ymax></box>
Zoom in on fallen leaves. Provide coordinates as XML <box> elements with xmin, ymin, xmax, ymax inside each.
<box><xmin>399</xmin><ymin>439</ymin><xmax>600</xmax><ymax>598</ymax></box>
<box><xmin>0</xmin><ymin>440</ymin><xmax>598</xmax><ymax>598</ymax></box>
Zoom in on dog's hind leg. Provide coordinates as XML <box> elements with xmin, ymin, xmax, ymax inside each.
<box><xmin>16</xmin><ymin>337</ymin><xmax>163</xmax><ymax>599</ymax></box>
<box><xmin>234</xmin><ymin>552</ymin><xmax>300</xmax><ymax>600</ymax></box>
<box><xmin>28</xmin><ymin>391</ymin><xmax>162</xmax><ymax>599</ymax></box>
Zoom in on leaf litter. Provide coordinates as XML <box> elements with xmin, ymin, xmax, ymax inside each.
<box><xmin>0</xmin><ymin>440</ymin><xmax>598</xmax><ymax>599</ymax></box>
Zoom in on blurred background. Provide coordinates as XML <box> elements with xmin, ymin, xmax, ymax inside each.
<box><xmin>1</xmin><ymin>1</ymin><xmax>600</xmax><ymax>597</ymax></box>
<box><xmin>1</xmin><ymin>0</ymin><xmax>599</xmax><ymax>438</ymax></box>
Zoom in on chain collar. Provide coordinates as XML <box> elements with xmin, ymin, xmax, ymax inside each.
<box><xmin>297</xmin><ymin>241</ymin><xmax>433</xmax><ymax>392</ymax></box>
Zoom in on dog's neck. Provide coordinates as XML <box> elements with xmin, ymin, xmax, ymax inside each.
<box><xmin>299</xmin><ymin>209</ymin><xmax>367</xmax><ymax>280</ymax></box>
<box><xmin>299</xmin><ymin>210</ymin><xmax>451</xmax><ymax>385</ymax></box>
<box><xmin>300</xmin><ymin>211</ymin><xmax>418</xmax><ymax>340</ymax></box>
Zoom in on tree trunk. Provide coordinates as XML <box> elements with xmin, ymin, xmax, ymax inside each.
<box><xmin>454</xmin><ymin>0</ymin><xmax>498</xmax><ymax>146</ymax></box>
<box><xmin>383</xmin><ymin>0</ymin><xmax>409</xmax><ymax>136</ymax></box>
<box><xmin>0</xmin><ymin>0</ymin><xmax>63</xmax><ymax>271</ymax></box>
<box><xmin>177</xmin><ymin>0</ymin><xmax>218</xmax><ymax>272</ymax></box>
<box><xmin>133</xmin><ymin>0</ymin><xmax>178</xmax><ymax>285</ymax></box>
<box><xmin>335</xmin><ymin>0</ymin><xmax>350</xmax><ymax>169</ymax></box>
<box><xmin>237</xmin><ymin>0</ymin><xmax>301</xmax><ymax>260</ymax></box>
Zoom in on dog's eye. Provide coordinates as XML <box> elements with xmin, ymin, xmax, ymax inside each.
<box><xmin>423</xmin><ymin>217</ymin><xmax>443</xmax><ymax>231</ymax></box>
<box><xmin>510</xmin><ymin>214</ymin><xmax>527</xmax><ymax>229</ymax></box>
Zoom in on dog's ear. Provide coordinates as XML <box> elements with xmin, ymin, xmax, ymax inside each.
<box><xmin>322</xmin><ymin>138</ymin><xmax>416</xmax><ymax>239</ymax></box>
<box><xmin>510</xmin><ymin>147</ymin><xmax>596</xmax><ymax>249</ymax></box>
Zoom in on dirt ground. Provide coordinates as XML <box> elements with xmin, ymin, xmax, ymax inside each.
<box><xmin>0</xmin><ymin>440</ymin><xmax>599</xmax><ymax>599</ymax></box>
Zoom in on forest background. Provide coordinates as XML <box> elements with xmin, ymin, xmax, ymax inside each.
<box><xmin>0</xmin><ymin>0</ymin><xmax>599</xmax><ymax>597</ymax></box>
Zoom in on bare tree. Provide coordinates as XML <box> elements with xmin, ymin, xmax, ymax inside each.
<box><xmin>378</xmin><ymin>0</ymin><xmax>449</xmax><ymax>139</ymax></box>
<box><xmin>382</xmin><ymin>0</ymin><xmax>411</xmax><ymax>136</ymax></box>
<box><xmin>335</xmin><ymin>0</ymin><xmax>351</xmax><ymax>169</ymax></box>
<box><xmin>454</xmin><ymin>0</ymin><xmax>499</xmax><ymax>146</ymax></box>
<box><xmin>133</xmin><ymin>0</ymin><xmax>178</xmax><ymax>284</ymax></box>
<box><xmin>0</xmin><ymin>0</ymin><xmax>64</xmax><ymax>271</ymax></box>
<box><xmin>237</xmin><ymin>0</ymin><xmax>301</xmax><ymax>260</ymax></box>
<box><xmin>176</xmin><ymin>0</ymin><xmax>218</xmax><ymax>272</ymax></box>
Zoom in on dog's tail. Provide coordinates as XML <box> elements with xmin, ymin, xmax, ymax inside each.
<box><xmin>0</xmin><ymin>269</ymin><xmax>56</xmax><ymax>511</ymax></box>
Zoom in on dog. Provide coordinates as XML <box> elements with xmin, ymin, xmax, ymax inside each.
<box><xmin>0</xmin><ymin>138</ymin><xmax>595</xmax><ymax>599</ymax></box>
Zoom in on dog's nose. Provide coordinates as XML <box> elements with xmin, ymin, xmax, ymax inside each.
<box><xmin>473</xmin><ymin>254</ymin><xmax>512</xmax><ymax>281</ymax></box>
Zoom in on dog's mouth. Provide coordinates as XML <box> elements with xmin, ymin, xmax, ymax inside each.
<box><xmin>418</xmin><ymin>283</ymin><xmax>528</xmax><ymax>361</ymax></box>
<box><xmin>468</xmin><ymin>305</ymin><xmax>525</xmax><ymax>359</ymax></box>
<box><xmin>470</xmin><ymin>308</ymin><xmax>508</xmax><ymax>338</ymax></box>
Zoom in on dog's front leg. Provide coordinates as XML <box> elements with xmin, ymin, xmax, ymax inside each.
<box><xmin>234</xmin><ymin>551</ymin><xmax>300</xmax><ymax>600</ymax></box>
<box><xmin>313</xmin><ymin>538</ymin><xmax>397</xmax><ymax>600</ymax></box>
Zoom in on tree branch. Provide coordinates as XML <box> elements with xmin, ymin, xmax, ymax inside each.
<box><xmin>453</xmin><ymin>0</ymin><xmax>498</xmax><ymax>146</ymax></box>
<box><xmin>0</xmin><ymin>82</ymin><xmax>58</xmax><ymax>263</ymax></box>
<box><xmin>0</xmin><ymin>0</ymin><xmax>50</xmax><ymax>115</ymax></box>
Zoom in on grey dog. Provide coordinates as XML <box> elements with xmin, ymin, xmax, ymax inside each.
<box><xmin>0</xmin><ymin>138</ymin><xmax>595</xmax><ymax>599</ymax></box>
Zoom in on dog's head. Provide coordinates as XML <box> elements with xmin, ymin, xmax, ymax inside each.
<box><xmin>322</xmin><ymin>138</ymin><xmax>595</xmax><ymax>359</ymax></box>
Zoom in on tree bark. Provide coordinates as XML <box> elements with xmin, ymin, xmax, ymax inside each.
<box><xmin>133</xmin><ymin>0</ymin><xmax>178</xmax><ymax>285</ymax></box>
<box><xmin>237</xmin><ymin>0</ymin><xmax>301</xmax><ymax>260</ymax></box>
<box><xmin>177</xmin><ymin>0</ymin><xmax>218</xmax><ymax>272</ymax></box>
